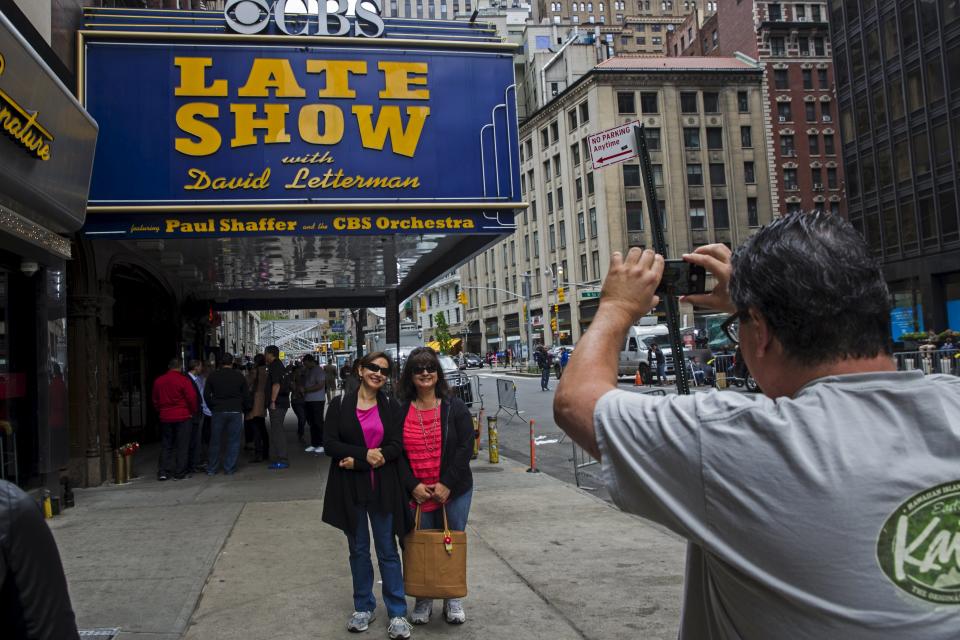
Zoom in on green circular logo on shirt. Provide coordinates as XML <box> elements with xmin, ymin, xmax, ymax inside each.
<box><xmin>876</xmin><ymin>480</ymin><xmax>960</xmax><ymax>604</ymax></box>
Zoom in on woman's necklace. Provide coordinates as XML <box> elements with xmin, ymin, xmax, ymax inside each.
<box><xmin>415</xmin><ymin>398</ymin><xmax>441</xmax><ymax>454</ymax></box>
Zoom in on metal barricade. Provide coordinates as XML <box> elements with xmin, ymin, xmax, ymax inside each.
<box><xmin>710</xmin><ymin>354</ymin><xmax>736</xmax><ymax>389</ymax></box>
<box><xmin>894</xmin><ymin>350</ymin><xmax>959</xmax><ymax>376</ymax></box>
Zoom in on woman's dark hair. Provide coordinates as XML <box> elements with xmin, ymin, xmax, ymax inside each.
<box><xmin>253</xmin><ymin>353</ymin><xmax>265</xmax><ymax>367</ymax></box>
<box><xmin>729</xmin><ymin>211</ymin><xmax>892</xmax><ymax>366</ymax></box>
<box><xmin>398</xmin><ymin>347</ymin><xmax>450</xmax><ymax>401</ymax></box>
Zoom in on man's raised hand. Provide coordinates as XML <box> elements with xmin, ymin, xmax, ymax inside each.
<box><xmin>598</xmin><ymin>248</ymin><xmax>664</xmax><ymax>326</ymax></box>
<box><xmin>681</xmin><ymin>244</ymin><xmax>736</xmax><ymax>314</ymax></box>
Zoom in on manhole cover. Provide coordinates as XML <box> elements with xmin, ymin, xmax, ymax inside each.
<box><xmin>79</xmin><ymin>629</ymin><xmax>120</xmax><ymax>639</ymax></box>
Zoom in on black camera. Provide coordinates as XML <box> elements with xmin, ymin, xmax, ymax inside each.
<box><xmin>656</xmin><ymin>260</ymin><xmax>706</xmax><ymax>296</ymax></box>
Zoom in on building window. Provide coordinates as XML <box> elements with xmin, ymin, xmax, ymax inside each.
<box><xmin>741</xmin><ymin>125</ymin><xmax>753</xmax><ymax>148</ymax></box>
<box><xmin>589</xmin><ymin>207</ymin><xmax>598</xmax><ymax>237</ymax></box>
<box><xmin>577</xmin><ymin>212</ymin><xmax>586</xmax><ymax>241</ymax></box>
<box><xmin>543</xmin><ymin>160</ymin><xmax>551</xmax><ymax>182</ymax></box>
<box><xmin>814</xmin><ymin>37</ymin><xmax>825</xmax><ymax>56</ymax></box>
<box><xmin>553</xmin><ymin>154</ymin><xmax>562</xmax><ymax>177</ymax></box>
<box><xmin>559</xmin><ymin>220</ymin><xmax>567</xmax><ymax>248</ymax></box>
<box><xmin>548</xmin><ymin>224</ymin><xmax>556</xmax><ymax>251</ymax></box>
<box><xmin>712</xmin><ymin>199</ymin><xmax>729</xmax><ymax>229</ymax></box>
<box><xmin>777</xmin><ymin>102</ymin><xmax>792</xmax><ymax>121</ymax></box>
<box><xmin>744</xmin><ymin>161</ymin><xmax>755</xmax><ymax>183</ymax></box>
<box><xmin>626</xmin><ymin>200</ymin><xmax>644</xmax><ymax>230</ymax></box>
<box><xmin>591</xmin><ymin>251</ymin><xmax>600</xmax><ymax>279</ymax></box>
<box><xmin>805</xmin><ymin>102</ymin><xmax>816</xmax><ymax>122</ymax></box>
<box><xmin>550</xmin><ymin>121</ymin><xmax>560</xmax><ymax>143</ymax></box>
<box><xmin>802</xmin><ymin>69</ymin><xmax>813</xmax><ymax>90</ymax></box>
<box><xmin>541</xmin><ymin>128</ymin><xmax>549</xmax><ymax>146</ymax></box>
<box><xmin>575</xmin><ymin>176</ymin><xmax>583</xmax><ymax>200</ymax></box>
<box><xmin>683</xmin><ymin>127</ymin><xmax>701</xmax><ymax>149</ymax></box>
<box><xmin>680</xmin><ymin>92</ymin><xmax>698</xmax><ymax>113</ymax></box>
<box><xmin>687</xmin><ymin>163</ymin><xmax>703</xmax><ymax>185</ymax></box>
<box><xmin>769</xmin><ymin>3</ymin><xmax>781</xmax><ymax>20</ymax></box>
<box><xmin>706</xmin><ymin>128</ymin><xmax>723</xmax><ymax>149</ymax></box>
<box><xmin>818</xmin><ymin>68</ymin><xmax>828</xmax><ymax>89</ymax></box>
<box><xmin>623</xmin><ymin>164</ymin><xmax>642</xmax><ymax>187</ymax></box>
<box><xmin>709</xmin><ymin>163</ymin><xmax>726</xmax><ymax>185</ymax></box>
<box><xmin>771</xmin><ymin>36</ymin><xmax>785</xmax><ymax>56</ymax></box>
<box><xmin>531</xmin><ymin>199</ymin><xmax>537</xmax><ymax>221</ymax></box>
<box><xmin>798</xmin><ymin>36</ymin><xmax>809</xmax><ymax>56</ymax></box>
<box><xmin>571</xmin><ymin>143</ymin><xmax>581</xmax><ymax>166</ymax></box>
<box><xmin>557</xmin><ymin>187</ymin><xmax>564</xmax><ymax>210</ymax></box>
<box><xmin>547</xmin><ymin>192</ymin><xmax>554</xmax><ymax>213</ymax></box>
<box><xmin>823</xmin><ymin>134</ymin><xmax>835</xmax><ymax>155</ymax></box>
<box><xmin>774</xmin><ymin>69</ymin><xmax>789</xmax><ymax>89</ymax></box>
<box><xmin>587</xmin><ymin>172</ymin><xmax>594</xmax><ymax>195</ymax></box>
<box><xmin>827</xmin><ymin>167</ymin><xmax>838</xmax><ymax>189</ymax></box>
<box><xmin>808</xmin><ymin>134</ymin><xmax>819</xmax><ymax>155</ymax></box>
<box><xmin>747</xmin><ymin>197</ymin><xmax>759</xmax><ymax>226</ymax></box>
<box><xmin>580</xmin><ymin>254</ymin><xmax>588</xmax><ymax>282</ymax></box>
<box><xmin>689</xmin><ymin>200</ymin><xmax>706</xmax><ymax>229</ymax></box>
<box><xmin>533</xmin><ymin>230</ymin><xmax>539</xmax><ymax>256</ymax></box>
<box><xmin>737</xmin><ymin>90</ymin><xmax>749</xmax><ymax>112</ymax></box>
<box><xmin>640</xmin><ymin>92</ymin><xmax>659</xmax><ymax>113</ymax></box>
<box><xmin>784</xmin><ymin>168</ymin><xmax>798</xmax><ymax>190</ymax></box>
<box><xmin>703</xmin><ymin>92</ymin><xmax>720</xmax><ymax>113</ymax></box>
<box><xmin>568</xmin><ymin>108</ymin><xmax>578</xmax><ymax>130</ymax></box>
<box><xmin>780</xmin><ymin>134</ymin><xmax>795</xmax><ymax>155</ymax></box>
<box><xmin>617</xmin><ymin>91</ymin><xmax>636</xmax><ymax>114</ymax></box>
<box><xmin>652</xmin><ymin>36</ymin><xmax>662</xmax><ymax>45</ymax></box>
<box><xmin>644</xmin><ymin>127</ymin><xmax>661</xmax><ymax>151</ymax></box>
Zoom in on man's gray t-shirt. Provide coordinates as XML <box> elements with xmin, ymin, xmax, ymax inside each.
<box><xmin>303</xmin><ymin>365</ymin><xmax>325</xmax><ymax>402</ymax></box>
<box><xmin>594</xmin><ymin>371</ymin><xmax>959</xmax><ymax>639</ymax></box>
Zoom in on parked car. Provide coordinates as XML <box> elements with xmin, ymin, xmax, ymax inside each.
<box><xmin>439</xmin><ymin>355</ymin><xmax>473</xmax><ymax>405</ymax></box>
<box><xmin>463</xmin><ymin>352</ymin><xmax>483</xmax><ymax>368</ymax></box>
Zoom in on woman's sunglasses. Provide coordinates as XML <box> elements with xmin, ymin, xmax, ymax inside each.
<box><xmin>362</xmin><ymin>363</ymin><xmax>390</xmax><ymax>375</ymax></box>
<box><xmin>412</xmin><ymin>364</ymin><xmax>438</xmax><ymax>374</ymax></box>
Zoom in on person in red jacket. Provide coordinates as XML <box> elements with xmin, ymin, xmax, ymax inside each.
<box><xmin>152</xmin><ymin>358</ymin><xmax>199</xmax><ymax>481</ymax></box>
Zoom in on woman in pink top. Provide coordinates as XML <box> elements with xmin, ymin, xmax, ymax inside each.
<box><xmin>396</xmin><ymin>347</ymin><xmax>475</xmax><ymax>627</ymax></box>
<box><xmin>322</xmin><ymin>352</ymin><xmax>412</xmax><ymax>640</ymax></box>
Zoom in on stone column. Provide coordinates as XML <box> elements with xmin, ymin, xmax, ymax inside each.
<box><xmin>67</xmin><ymin>295</ymin><xmax>102</xmax><ymax>487</ymax></box>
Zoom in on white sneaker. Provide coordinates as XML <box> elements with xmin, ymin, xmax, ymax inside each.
<box><xmin>314</xmin><ymin>446</ymin><xmax>325</xmax><ymax>454</ymax></box>
<box><xmin>387</xmin><ymin>616</ymin><xmax>412</xmax><ymax>639</ymax></box>
<box><xmin>443</xmin><ymin>599</ymin><xmax>465</xmax><ymax>624</ymax></box>
<box><xmin>347</xmin><ymin>610</ymin><xmax>375</xmax><ymax>633</ymax></box>
<box><xmin>410</xmin><ymin>599</ymin><xmax>432</xmax><ymax>625</ymax></box>
<box><xmin>305</xmin><ymin>446</ymin><xmax>316</xmax><ymax>452</ymax></box>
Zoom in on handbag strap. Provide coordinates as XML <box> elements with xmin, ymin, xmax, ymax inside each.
<box><xmin>413</xmin><ymin>503</ymin><xmax>451</xmax><ymax>534</ymax></box>
<box><xmin>414</xmin><ymin>504</ymin><xmax>422</xmax><ymax>530</ymax></box>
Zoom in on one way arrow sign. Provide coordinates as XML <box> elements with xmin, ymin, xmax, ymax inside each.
<box><xmin>588</xmin><ymin>120</ymin><xmax>640</xmax><ymax>170</ymax></box>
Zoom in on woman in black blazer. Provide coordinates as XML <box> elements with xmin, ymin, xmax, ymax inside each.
<box><xmin>322</xmin><ymin>352</ymin><xmax>412</xmax><ymax>640</ymax></box>
<box><xmin>396</xmin><ymin>347</ymin><xmax>475</xmax><ymax>626</ymax></box>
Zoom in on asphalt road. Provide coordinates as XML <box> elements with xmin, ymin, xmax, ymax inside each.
<box><xmin>464</xmin><ymin>369</ymin><xmax>692</xmax><ymax>504</ymax></box>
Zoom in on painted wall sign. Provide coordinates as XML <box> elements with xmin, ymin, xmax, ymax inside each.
<box><xmin>83</xmin><ymin>210</ymin><xmax>515</xmax><ymax>238</ymax></box>
<box><xmin>224</xmin><ymin>0</ymin><xmax>386</xmax><ymax>38</ymax></box>
<box><xmin>82</xmin><ymin>35</ymin><xmax>520</xmax><ymax>211</ymax></box>
<box><xmin>0</xmin><ymin>11</ymin><xmax>97</xmax><ymax>233</ymax></box>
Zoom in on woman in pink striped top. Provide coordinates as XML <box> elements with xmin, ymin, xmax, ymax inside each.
<box><xmin>397</xmin><ymin>347</ymin><xmax>475</xmax><ymax>627</ymax></box>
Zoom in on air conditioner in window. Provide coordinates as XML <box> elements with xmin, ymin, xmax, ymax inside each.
<box><xmin>813</xmin><ymin>183</ymin><xmax>823</xmax><ymax>191</ymax></box>
<box><xmin>823</xmin><ymin>115</ymin><xmax>832</xmax><ymax>122</ymax></box>
<box><xmin>779</xmin><ymin>116</ymin><xmax>787</xmax><ymax>122</ymax></box>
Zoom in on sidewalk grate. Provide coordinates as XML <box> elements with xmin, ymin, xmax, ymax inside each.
<box><xmin>79</xmin><ymin>629</ymin><xmax>120</xmax><ymax>639</ymax></box>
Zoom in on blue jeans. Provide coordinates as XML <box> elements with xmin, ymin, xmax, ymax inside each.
<box><xmin>346</xmin><ymin>506</ymin><xmax>407</xmax><ymax>618</ymax></box>
<box><xmin>208</xmin><ymin>412</ymin><xmax>243</xmax><ymax>474</ymax></box>
<box><xmin>412</xmin><ymin>488</ymin><xmax>473</xmax><ymax>532</ymax></box>
<box><xmin>540</xmin><ymin>366</ymin><xmax>550</xmax><ymax>390</ymax></box>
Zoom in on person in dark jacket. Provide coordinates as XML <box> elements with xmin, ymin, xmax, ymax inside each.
<box><xmin>396</xmin><ymin>347</ymin><xmax>474</xmax><ymax>626</ymax></box>
<box><xmin>204</xmin><ymin>353</ymin><xmax>252</xmax><ymax>475</ymax></box>
<box><xmin>322</xmin><ymin>352</ymin><xmax>412</xmax><ymax>640</ymax></box>
<box><xmin>0</xmin><ymin>479</ymin><xmax>80</xmax><ymax>640</ymax></box>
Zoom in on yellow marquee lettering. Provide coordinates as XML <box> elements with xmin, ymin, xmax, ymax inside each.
<box><xmin>238</xmin><ymin>59</ymin><xmax>306</xmax><ymax>98</ymax></box>
<box><xmin>352</xmin><ymin>105</ymin><xmax>430</xmax><ymax>157</ymax></box>
<box><xmin>378</xmin><ymin>62</ymin><xmax>430</xmax><ymax>100</ymax></box>
<box><xmin>174</xmin><ymin>57</ymin><xmax>228</xmax><ymax>97</ymax></box>
<box><xmin>165</xmin><ymin>219</ymin><xmax>181</xmax><ymax>233</ymax></box>
<box><xmin>175</xmin><ymin>103</ymin><xmax>222</xmax><ymax>156</ymax></box>
<box><xmin>306</xmin><ymin>60</ymin><xmax>368</xmax><ymax>98</ymax></box>
<box><xmin>230</xmin><ymin>104</ymin><xmax>291</xmax><ymax>148</ymax></box>
<box><xmin>298</xmin><ymin>104</ymin><xmax>345</xmax><ymax>145</ymax></box>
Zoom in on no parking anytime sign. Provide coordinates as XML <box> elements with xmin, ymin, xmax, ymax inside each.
<box><xmin>588</xmin><ymin>121</ymin><xmax>640</xmax><ymax>170</ymax></box>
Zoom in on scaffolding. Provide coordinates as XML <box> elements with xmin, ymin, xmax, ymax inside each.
<box><xmin>259</xmin><ymin>320</ymin><xmax>326</xmax><ymax>359</ymax></box>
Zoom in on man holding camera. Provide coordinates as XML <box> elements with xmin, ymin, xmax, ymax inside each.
<box><xmin>554</xmin><ymin>213</ymin><xmax>958</xmax><ymax>638</ymax></box>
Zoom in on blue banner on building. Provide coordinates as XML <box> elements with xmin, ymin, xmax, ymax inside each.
<box><xmin>82</xmin><ymin>36</ymin><xmax>521</xmax><ymax>215</ymax></box>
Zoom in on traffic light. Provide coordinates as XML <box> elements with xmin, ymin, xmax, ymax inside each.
<box><xmin>554</xmin><ymin>303</ymin><xmax>559</xmax><ymax>316</ymax></box>
<box><xmin>558</xmin><ymin>286</ymin><xmax>566</xmax><ymax>303</ymax></box>
<box><xmin>551</xmin><ymin>318</ymin><xmax>558</xmax><ymax>332</ymax></box>
<box><xmin>457</xmin><ymin>291</ymin><xmax>468</xmax><ymax>305</ymax></box>
<box><xmin>419</xmin><ymin>297</ymin><xmax>427</xmax><ymax>312</ymax></box>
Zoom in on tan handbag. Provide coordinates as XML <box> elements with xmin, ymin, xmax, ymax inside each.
<box><xmin>402</xmin><ymin>505</ymin><xmax>467</xmax><ymax>599</ymax></box>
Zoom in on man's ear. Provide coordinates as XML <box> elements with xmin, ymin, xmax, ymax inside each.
<box><xmin>747</xmin><ymin>308</ymin><xmax>776</xmax><ymax>359</ymax></box>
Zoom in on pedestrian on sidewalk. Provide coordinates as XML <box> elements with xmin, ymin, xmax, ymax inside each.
<box><xmin>301</xmin><ymin>354</ymin><xmax>326</xmax><ymax>454</ymax></box>
<box><xmin>291</xmin><ymin>361</ymin><xmax>308</xmax><ymax>444</ymax></box>
<box><xmin>534</xmin><ymin>345</ymin><xmax>552</xmax><ymax>391</ymax></box>
<box><xmin>186</xmin><ymin>359</ymin><xmax>211</xmax><ymax>473</ymax></box>
<box><xmin>554</xmin><ymin>212</ymin><xmax>960</xmax><ymax>639</ymax></box>
<box><xmin>396</xmin><ymin>347</ymin><xmax>474</xmax><ymax>626</ymax></box>
<box><xmin>325</xmin><ymin>358</ymin><xmax>339</xmax><ymax>402</ymax></box>
<box><xmin>204</xmin><ymin>353</ymin><xmax>252</xmax><ymax>476</ymax></box>
<box><xmin>245</xmin><ymin>354</ymin><xmax>269</xmax><ymax>463</ymax></box>
<box><xmin>647</xmin><ymin>343</ymin><xmax>666</xmax><ymax>385</ymax></box>
<box><xmin>151</xmin><ymin>358</ymin><xmax>198</xmax><ymax>481</ymax></box>
<box><xmin>264</xmin><ymin>345</ymin><xmax>291</xmax><ymax>470</ymax></box>
<box><xmin>1</xmin><ymin>480</ymin><xmax>80</xmax><ymax>640</ymax></box>
<box><xmin>322</xmin><ymin>352</ymin><xmax>412</xmax><ymax>640</ymax></box>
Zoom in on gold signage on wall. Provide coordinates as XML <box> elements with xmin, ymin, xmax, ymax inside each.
<box><xmin>0</xmin><ymin>53</ymin><xmax>54</xmax><ymax>161</ymax></box>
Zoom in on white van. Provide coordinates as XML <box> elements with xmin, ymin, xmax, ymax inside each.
<box><xmin>617</xmin><ymin>319</ymin><xmax>669</xmax><ymax>378</ymax></box>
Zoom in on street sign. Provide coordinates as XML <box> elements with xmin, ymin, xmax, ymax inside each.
<box><xmin>580</xmin><ymin>290</ymin><xmax>600</xmax><ymax>299</ymax></box>
<box><xmin>588</xmin><ymin>121</ymin><xmax>639</xmax><ymax>170</ymax></box>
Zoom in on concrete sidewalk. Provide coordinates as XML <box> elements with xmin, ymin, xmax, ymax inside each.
<box><xmin>49</xmin><ymin>421</ymin><xmax>685</xmax><ymax>640</ymax></box>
